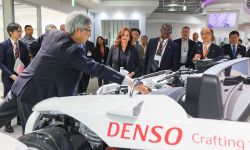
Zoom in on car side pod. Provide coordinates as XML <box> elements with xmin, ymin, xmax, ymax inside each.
<box><xmin>23</xmin><ymin>95</ymin><xmax>250</xmax><ymax>149</ymax></box>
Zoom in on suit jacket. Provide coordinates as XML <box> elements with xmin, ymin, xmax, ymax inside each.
<box><xmin>85</xmin><ymin>41</ymin><xmax>95</xmax><ymax>59</ymax></box>
<box><xmin>195</xmin><ymin>41</ymin><xmax>202</xmax><ymax>45</ymax></box>
<box><xmin>28</xmin><ymin>34</ymin><xmax>44</xmax><ymax>58</ymax></box>
<box><xmin>174</xmin><ymin>38</ymin><xmax>196</xmax><ymax>68</ymax></box>
<box><xmin>194</xmin><ymin>43</ymin><xmax>224</xmax><ymax>59</ymax></box>
<box><xmin>106</xmin><ymin>44</ymin><xmax>141</xmax><ymax>77</ymax></box>
<box><xmin>222</xmin><ymin>44</ymin><xmax>246</xmax><ymax>60</ymax></box>
<box><xmin>143</xmin><ymin>37</ymin><xmax>180</xmax><ymax>75</ymax></box>
<box><xmin>246</xmin><ymin>48</ymin><xmax>250</xmax><ymax>57</ymax></box>
<box><xmin>11</xmin><ymin>30</ymin><xmax>125</xmax><ymax>106</ymax></box>
<box><xmin>0</xmin><ymin>39</ymin><xmax>30</xmax><ymax>96</ymax></box>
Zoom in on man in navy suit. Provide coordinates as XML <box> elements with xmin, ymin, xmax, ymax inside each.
<box><xmin>174</xmin><ymin>26</ymin><xmax>196</xmax><ymax>68</ymax></box>
<box><xmin>193</xmin><ymin>27</ymin><xmax>223</xmax><ymax>62</ymax></box>
<box><xmin>222</xmin><ymin>31</ymin><xmax>246</xmax><ymax>60</ymax></box>
<box><xmin>0</xmin><ymin>12</ymin><xmax>149</xmax><ymax>131</ymax></box>
<box><xmin>143</xmin><ymin>23</ymin><xmax>180</xmax><ymax>75</ymax></box>
<box><xmin>0</xmin><ymin>23</ymin><xmax>30</xmax><ymax>132</ymax></box>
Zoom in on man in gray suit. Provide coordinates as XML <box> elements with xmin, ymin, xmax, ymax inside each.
<box><xmin>0</xmin><ymin>12</ymin><xmax>149</xmax><ymax>131</ymax></box>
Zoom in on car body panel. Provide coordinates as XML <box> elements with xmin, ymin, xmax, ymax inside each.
<box><xmin>26</xmin><ymin>95</ymin><xmax>250</xmax><ymax>150</ymax></box>
<box><xmin>0</xmin><ymin>132</ymin><xmax>28</xmax><ymax>150</ymax></box>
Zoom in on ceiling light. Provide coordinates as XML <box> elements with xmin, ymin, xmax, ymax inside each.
<box><xmin>131</xmin><ymin>12</ymin><xmax>140</xmax><ymax>19</ymax></box>
<box><xmin>114</xmin><ymin>12</ymin><xmax>125</xmax><ymax>19</ymax></box>
<box><xmin>168</xmin><ymin>4</ymin><xmax>179</xmax><ymax>7</ymax></box>
<box><xmin>169</xmin><ymin>8</ymin><xmax>176</xmax><ymax>11</ymax></box>
<box><xmin>71</xmin><ymin>0</ymin><xmax>75</xmax><ymax>7</ymax></box>
<box><xmin>99</xmin><ymin>12</ymin><xmax>108</xmax><ymax>19</ymax></box>
<box><xmin>183</xmin><ymin>5</ymin><xmax>186</xmax><ymax>11</ymax></box>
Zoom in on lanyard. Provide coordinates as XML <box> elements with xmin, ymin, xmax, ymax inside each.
<box><xmin>118</xmin><ymin>46</ymin><xmax>128</xmax><ymax>71</ymax></box>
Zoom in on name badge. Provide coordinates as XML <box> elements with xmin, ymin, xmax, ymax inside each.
<box><xmin>182</xmin><ymin>51</ymin><xmax>188</xmax><ymax>57</ymax></box>
<box><xmin>87</xmin><ymin>51</ymin><xmax>92</xmax><ymax>57</ymax></box>
<box><xmin>101</xmin><ymin>59</ymin><xmax>104</xmax><ymax>63</ymax></box>
<box><xmin>154</xmin><ymin>55</ymin><xmax>161</xmax><ymax>62</ymax></box>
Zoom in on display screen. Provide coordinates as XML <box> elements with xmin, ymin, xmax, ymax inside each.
<box><xmin>207</xmin><ymin>12</ymin><xmax>237</xmax><ymax>29</ymax></box>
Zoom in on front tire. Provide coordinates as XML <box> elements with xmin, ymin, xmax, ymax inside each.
<box><xmin>19</xmin><ymin>125</ymin><xmax>93</xmax><ymax>150</ymax></box>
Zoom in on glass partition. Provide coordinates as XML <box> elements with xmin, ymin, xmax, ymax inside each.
<box><xmin>0</xmin><ymin>0</ymin><xmax>4</xmax><ymax>42</ymax></box>
<box><xmin>41</xmin><ymin>7</ymin><xmax>67</xmax><ymax>34</ymax></box>
<box><xmin>14</xmin><ymin>1</ymin><xmax>38</xmax><ymax>38</ymax></box>
<box><xmin>101</xmin><ymin>20</ymin><xmax>139</xmax><ymax>47</ymax></box>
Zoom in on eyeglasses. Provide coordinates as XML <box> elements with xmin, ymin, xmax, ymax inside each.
<box><xmin>15</xmin><ymin>29</ymin><xmax>23</xmax><ymax>33</ymax></box>
<box><xmin>80</xmin><ymin>28</ymin><xmax>91</xmax><ymax>32</ymax></box>
<box><xmin>161</xmin><ymin>28</ymin><xmax>171</xmax><ymax>33</ymax></box>
<box><xmin>201</xmin><ymin>32</ymin><xmax>211</xmax><ymax>36</ymax></box>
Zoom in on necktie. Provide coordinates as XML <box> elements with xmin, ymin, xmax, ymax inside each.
<box><xmin>232</xmin><ymin>45</ymin><xmax>236</xmax><ymax>59</ymax></box>
<box><xmin>14</xmin><ymin>42</ymin><xmax>20</xmax><ymax>59</ymax></box>
<box><xmin>202</xmin><ymin>44</ymin><xmax>208</xmax><ymax>59</ymax></box>
<box><xmin>156</xmin><ymin>40</ymin><xmax>164</xmax><ymax>55</ymax></box>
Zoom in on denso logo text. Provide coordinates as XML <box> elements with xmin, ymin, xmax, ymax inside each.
<box><xmin>107</xmin><ymin>122</ymin><xmax>182</xmax><ymax>145</ymax></box>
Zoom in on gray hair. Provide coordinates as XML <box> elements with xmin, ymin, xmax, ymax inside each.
<box><xmin>65</xmin><ymin>12</ymin><xmax>92</xmax><ymax>36</ymax></box>
<box><xmin>45</xmin><ymin>24</ymin><xmax>57</xmax><ymax>32</ymax></box>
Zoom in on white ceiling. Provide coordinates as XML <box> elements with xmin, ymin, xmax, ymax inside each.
<box><xmin>76</xmin><ymin>0</ymin><xmax>159</xmax><ymax>14</ymax></box>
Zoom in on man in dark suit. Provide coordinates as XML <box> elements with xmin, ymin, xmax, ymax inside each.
<box><xmin>131</xmin><ymin>28</ymin><xmax>144</xmax><ymax>76</ymax></box>
<box><xmin>193</xmin><ymin>27</ymin><xmax>223</xmax><ymax>62</ymax></box>
<box><xmin>0</xmin><ymin>23</ymin><xmax>30</xmax><ymax>132</ymax></box>
<box><xmin>222</xmin><ymin>31</ymin><xmax>246</xmax><ymax>60</ymax></box>
<box><xmin>78</xmin><ymin>40</ymin><xmax>95</xmax><ymax>94</ymax></box>
<box><xmin>143</xmin><ymin>23</ymin><xmax>180</xmax><ymax>75</ymax></box>
<box><xmin>174</xmin><ymin>26</ymin><xmax>196</xmax><ymax>68</ymax></box>
<box><xmin>192</xmin><ymin>32</ymin><xmax>202</xmax><ymax>45</ymax></box>
<box><xmin>0</xmin><ymin>12</ymin><xmax>149</xmax><ymax>131</ymax></box>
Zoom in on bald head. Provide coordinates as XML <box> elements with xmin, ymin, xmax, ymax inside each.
<box><xmin>60</xmin><ymin>24</ymin><xmax>65</xmax><ymax>32</ymax></box>
<box><xmin>193</xmin><ymin>32</ymin><xmax>199</xmax><ymax>41</ymax></box>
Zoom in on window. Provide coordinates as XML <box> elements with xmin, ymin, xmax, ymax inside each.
<box><xmin>0</xmin><ymin>0</ymin><xmax>4</xmax><ymax>42</ymax></box>
<box><xmin>14</xmin><ymin>1</ymin><xmax>38</xmax><ymax>38</ymax></box>
<box><xmin>101</xmin><ymin>20</ymin><xmax>139</xmax><ymax>46</ymax></box>
<box><xmin>41</xmin><ymin>7</ymin><xmax>67</xmax><ymax>34</ymax></box>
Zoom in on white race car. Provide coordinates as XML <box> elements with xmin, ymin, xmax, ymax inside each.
<box><xmin>15</xmin><ymin>58</ymin><xmax>250</xmax><ymax>150</ymax></box>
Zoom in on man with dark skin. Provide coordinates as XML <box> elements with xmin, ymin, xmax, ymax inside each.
<box><xmin>143</xmin><ymin>23</ymin><xmax>180</xmax><ymax>74</ymax></box>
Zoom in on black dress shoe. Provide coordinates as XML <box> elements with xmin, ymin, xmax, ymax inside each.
<box><xmin>5</xmin><ymin>124</ymin><xmax>14</xmax><ymax>133</ymax></box>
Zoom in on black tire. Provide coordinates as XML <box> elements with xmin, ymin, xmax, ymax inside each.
<box><xmin>18</xmin><ymin>132</ymin><xmax>59</xmax><ymax>150</ymax></box>
<box><xmin>19</xmin><ymin>125</ymin><xmax>93</xmax><ymax>150</ymax></box>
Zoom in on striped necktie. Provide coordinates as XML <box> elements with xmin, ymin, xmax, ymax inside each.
<box><xmin>202</xmin><ymin>44</ymin><xmax>208</xmax><ymax>59</ymax></box>
<box><xmin>156</xmin><ymin>40</ymin><xmax>164</xmax><ymax>55</ymax></box>
<box><xmin>14</xmin><ymin>41</ymin><xmax>20</xmax><ymax>59</ymax></box>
